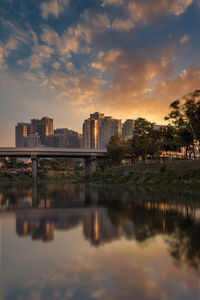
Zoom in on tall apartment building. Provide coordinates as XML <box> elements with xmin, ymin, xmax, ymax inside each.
<box><xmin>99</xmin><ymin>117</ymin><xmax>122</xmax><ymax>149</ymax></box>
<box><xmin>25</xmin><ymin>134</ymin><xmax>41</xmax><ymax>148</ymax></box>
<box><xmin>31</xmin><ymin>117</ymin><xmax>53</xmax><ymax>145</ymax></box>
<box><xmin>122</xmin><ymin>119</ymin><xmax>135</xmax><ymax>138</ymax></box>
<box><xmin>15</xmin><ymin>117</ymin><xmax>53</xmax><ymax>147</ymax></box>
<box><xmin>45</xmin><ymin>134</ymin><xmax>66</xmax><ymax>148</ymax></box>
<box><xmin>54</xmin><ymin>128</ymin><xmax>82</xmax><ymax>148</ymax></box>
<box><xmin>83</xmin><ymin>112</ymin><xmax>122</xmax><ymax>150</ymax></box>
<box><xmin>15</xmin><ymin>123</ymin><xmax>28</xmax><ymax>147</ymax></box>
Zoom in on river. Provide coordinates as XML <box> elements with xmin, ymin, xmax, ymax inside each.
<box><xmin>0</xmin><ymin>182</ymin><xmax>200</xmax><ymax>300</ymax></box>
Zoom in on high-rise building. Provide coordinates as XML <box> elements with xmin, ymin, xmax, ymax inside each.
<box><xmin>83</xmin><ymin>112</ymin><xmax>122</xmax><ymax>150</ymax></box>
<box><xmin>99</xmin><ymin>117</ymin><xmax>122</xmax><ymax>149</ymax></box>
<box><xmin>54</xmin><ymin>128</ymin><xmax>82</xmax><ymax>148</ymax></box>
<box><xmin>16</xmin><ymin>117</ymin><xmax>53</xmax><ymax>147</ymax></box>
<box><xmin>30</xmin><ymin>117</ymin><xmax>53</xmax><ymax>145</ymax></box>
<box><xmin>83</xmin><ymin>116</ymin><xmax>100</xmax><ymax>149</ymax></box>
<box><xmin>83</xmin><ymin>119</ymin><xmax>91</xmax><ymax>149</ymax></box>
<box><xmin>30</xmin><ymin>119</ymin><xmax>39</xmax><ymax>133</ymax></box>
<box><xmin>24</xmin><ymin>134</ymin><xmax>41</xmax><ymax>148</ymax></box>
<box><xmin>38</xmin><ymin>117</ymin><xmax>53</xmax><ymax>145</ymax></box>
<box><xmin>68</xmin><ymin>131</ymin><xmax>82</xmax><ymax>148</ymax></box>
<box><xmin>15</xmin><ymin>123</ymin><xmax>28</xmax><ymax>147</ymax></box>
<box><xmin>122</xmin><ymin>119</ymin><xmax>135</xmax><ymax>138</ymax></box>
<box><xmin>45</xmin><ymin>134</ymin><xmax>66</xmax><ymax>148</ymax></box>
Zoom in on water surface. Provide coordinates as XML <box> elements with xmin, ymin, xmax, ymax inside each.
<box><xmin>0</xmin><ymin>182</ymin><xmax>200</xmax><ymax>300</ymax></box>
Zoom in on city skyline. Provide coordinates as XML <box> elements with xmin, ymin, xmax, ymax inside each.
<box><xmin>1</xmin><ymin>0</ymin><xmax>200</xmax><ymax>146</ymax></box>
<box><xmin>15</xmin><ymin>112</ymin><xmax>135</xmax><ymax>149</ymax></box>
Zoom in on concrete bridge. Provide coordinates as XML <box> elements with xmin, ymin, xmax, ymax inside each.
<box><xmin>0</xmin><ymin>147</ymin><xmax>106</xmax><ymax>181</ymax></box>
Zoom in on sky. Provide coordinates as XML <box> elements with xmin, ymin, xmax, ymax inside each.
<box><xmin>1</xmin><ymin>0</ymin><xmax>200</xmax><ymax>146</ymax></box>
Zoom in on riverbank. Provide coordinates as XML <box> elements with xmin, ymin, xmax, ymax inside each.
<box><xmin>0</xmin><ymin>169</ymin><xmax>84</xmax><ymax>182</ymax></box>
<box><xmin>89</xmin><ymin>160</ymin><xmax>200</xmax><ymax>186</ymax></box>
<box><xmin>2</xmin><ymin>160</ymin><xmax>200</xmax><ymax>185</ymax></box>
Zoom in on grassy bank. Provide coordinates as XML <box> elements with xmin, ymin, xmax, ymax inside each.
<box><xmin>0</xmin><ymin>169</ymin><xmax>84</xmax><ymax>182</ymax></box>
<box><xmin>89</xmin><ymin>160</ymin><xmax>200</xmax><ymax>186</ymax></box>
<box><xmin>2</xmin><ymin>160</ymin><xmax>200</xmax><ymax>185</ymax></box>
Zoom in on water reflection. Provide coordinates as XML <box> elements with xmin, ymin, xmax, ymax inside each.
<box><xmin>0</xmin><ymin>182</ymin><xmax>200</xmax><ymax>300</ymax></box>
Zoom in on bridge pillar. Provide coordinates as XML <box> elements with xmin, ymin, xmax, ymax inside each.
<box><xmin>31</xmin><ymin>156</ymin><xmax>37</xmax><ymax>182</ymax></box>
<box><xmin>84</xmin><ymin>156</ymin><xmax>96</xmax><ymax>179</ymax></box>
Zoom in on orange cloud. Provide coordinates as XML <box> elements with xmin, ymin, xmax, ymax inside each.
<box><xmin>41</xmin><ymin>0</ymin><xmax>69</xmax><ymax>19</ymax></box>
<box><xmin>111</xmin><ymin>18</ymin><xmax>135</xmax><ymax>31</ymax></box>
<box><xmin>180</xmin><ymin>34</ymin><xmax>190</xmax><ymax>44</ymax></box>
<box><xmin>127</xmin><ymin>0</ymin><xmax>193</xmax><ymax>23</ymax></box>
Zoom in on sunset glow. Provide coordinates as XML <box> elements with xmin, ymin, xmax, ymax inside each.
<box><xmin>1</xmin><ymin>0</ymin><xmax>200</xmax><ymax>145</ymax></box>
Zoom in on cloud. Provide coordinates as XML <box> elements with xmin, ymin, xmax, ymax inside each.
<box><xmin>91</xmin><ymin>47</ymin><xmax>174</xmax><ymax>103</ymax></box>
<box><xmin>47</xmin><ymin>71</ymin><xmax>106</xmax><ymax>109</ymax></box>
<box><xmin>29</xmin><ymin>45</ymin><xmax>53</xmax><ymax>69</ymax></box>
<box><xmin>1</xmin><ymin>0</ymin><xmax>197</xmax><ymax>129</ymax></box>
<box><xmin>2</xmin><ymin>21</ymin><xmax>31</xmax><ymax>50</ymax></box>
<box><xmin>128</xmin><ymin>0</ymin><xmax>193</xmax><ymax>24</ymax></box>
<box><xmin>40</xmin><ymin>11</ymin><xmax>110</xmax><ymax>58</ymax></box>
<box><xmin>101</xmin><ymin>0</ymin><xmax>123</xmax><ymax>6</ymax></box>
<box><xmin>0</xmin><ymin>21</ymin><xmax>32</xmax><ymax>69</ymax></box>
<box><xmin>111</xmin><ymin>18</ymin><xmax>135</xmax><ymax>31</ymax></box>
<box><xmin>53</xmin><ymin>62</ymin><xmax>60</xmax><ymax>69</ymax></box>
<box><xmin>101</xmin><ymin>0</ymin><xmax>193</xmax><ymax>24</ymax></box>
<box><xmin>155</xmin><ymin>68</ymin><xmax>200</xmax><ymax>98</ymax></box>
<box><xmin>0</xmin><ymin>45</ymin><xmax>8</xmax><ymax>69</ymax></box>
<box><xmin>180</xmin><ymin>34</ymin><xmax>190</xmax><ymax>44</ymax></box>
<box><xmin>25</xmin><ymin>30</ymin><xmax>54</xmax><ymax>69</ymax></box>
<box><xmin>41</xmin><ymin>26</ymin><xmax>80</xmax><ymax>58</ymax></box>
<box><xmin>40</xmin><ymin>26</ymin><xmax>61</xmax><ymax>47</ymax></box>
<box><xmin>41</xmin><ymin>0</ymin><xmax>69</xmax><ymax>19</ymax></box>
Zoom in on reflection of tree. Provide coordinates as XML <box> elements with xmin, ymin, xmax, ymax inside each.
<box><xmin>106</xmin><ymin>202</ymin><xmax>200</xmax><ymax>270</ymax></box>
<box><xmin>166</xmin><ymin>216</ymin><xmax>200</xmax><ymax>270</ymax></box>
<box><xmin>0</xmin><ymin>182</ymin><xmax>87</xmax><ymax>209</ymax></box>
<box><xmin>0</xmin><ymin>182</ymin><xmax>32</xmax><ymax>209</ymax></box>
<box><xmin>1</xmin><ymin>182</ymin><xmax>200</xmax><ymax>270</ymax></box>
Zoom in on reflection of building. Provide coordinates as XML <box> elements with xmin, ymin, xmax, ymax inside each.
<box><xmin>83</xmin><ymin>209</ymin><xmax>121</xmax><ymax>246</ymax></box>
<box><xmin>16</xmin><ymin>216</ymin><xmax>54</xmax><ymax>242</ymax></box>
<box><xmin>83</xmin><ymin>112</ymin><xmax>122</xmax><ymax>149</ymax></box>
<box><xmin>16</xmin><ymin>208</ymin><xmax>123</xmax><ymax>245</ymax></box>
<box><xmin>11</xmin><ymin>183</ymin><xmax>200</xmax><ymax>247</ymax></box>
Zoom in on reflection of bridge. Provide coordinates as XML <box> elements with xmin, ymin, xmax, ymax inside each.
<box><xmin>0</xmin><ymin>147</ymin><xmax>106</xmax><ymax>181</ymax></box>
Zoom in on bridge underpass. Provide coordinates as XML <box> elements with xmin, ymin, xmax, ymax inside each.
<box><xmin>0</xmin><ymin>148</ymin><xmax>106</xmax><ymax>182</ymax></box>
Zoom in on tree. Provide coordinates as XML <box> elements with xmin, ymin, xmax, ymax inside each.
<box><xmin>106</xmin><ymin>135</ymin><xmax>128</xmax><ymax>165</ymax></box>
<box><xmin>178</xmin><ymin>127</ymin><xmax>194</xmax><ymax>158</ymax></box>
<box><xmin>165</xmin><ymin>90</ymin><xmax>200</xmax><ymax>157</ymax></box>
<box><xmin>9</xmin><ymin>157</ymin><xmax>18</xmax><ymax>168</ymax></box>
<box><xmin>159</xmin><ymin>125</ymin><xmax>180</xmax><ymax>154</ymax></box>
<box><xmin>131</xmin><ymin>118</ymin><xmax>160</xmax><ymax>162</ymax></box>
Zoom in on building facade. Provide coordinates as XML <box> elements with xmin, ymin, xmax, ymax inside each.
<box><xmin>24</xmin><ymin>134</ymin><xmax>41</xmax><ymax>148</ymax></box>
<box><xmin>15</xmin><ymin>123</ymin><xmax>28</xmax><ymax>147</ymax></box>
<box><xmin>54</xmin><ymin>128</ymin><xmax>82</xmax><ymax>148</ymax></box>
<box><xmin>83</xmin><ymin>112</ymin><xmax>122</xmax><ymax>150</ymax></box>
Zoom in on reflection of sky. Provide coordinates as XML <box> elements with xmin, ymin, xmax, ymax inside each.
<box><xmin>1</xmin><ymin>213</ymin><xmax>199</xmax><ymax>300</ymax></box>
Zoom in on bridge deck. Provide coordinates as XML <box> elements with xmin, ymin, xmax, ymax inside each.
<box><xmin>0</xmin><ymin>147</ymin><xmax>106</xmax><ymax>158</ymax></box>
